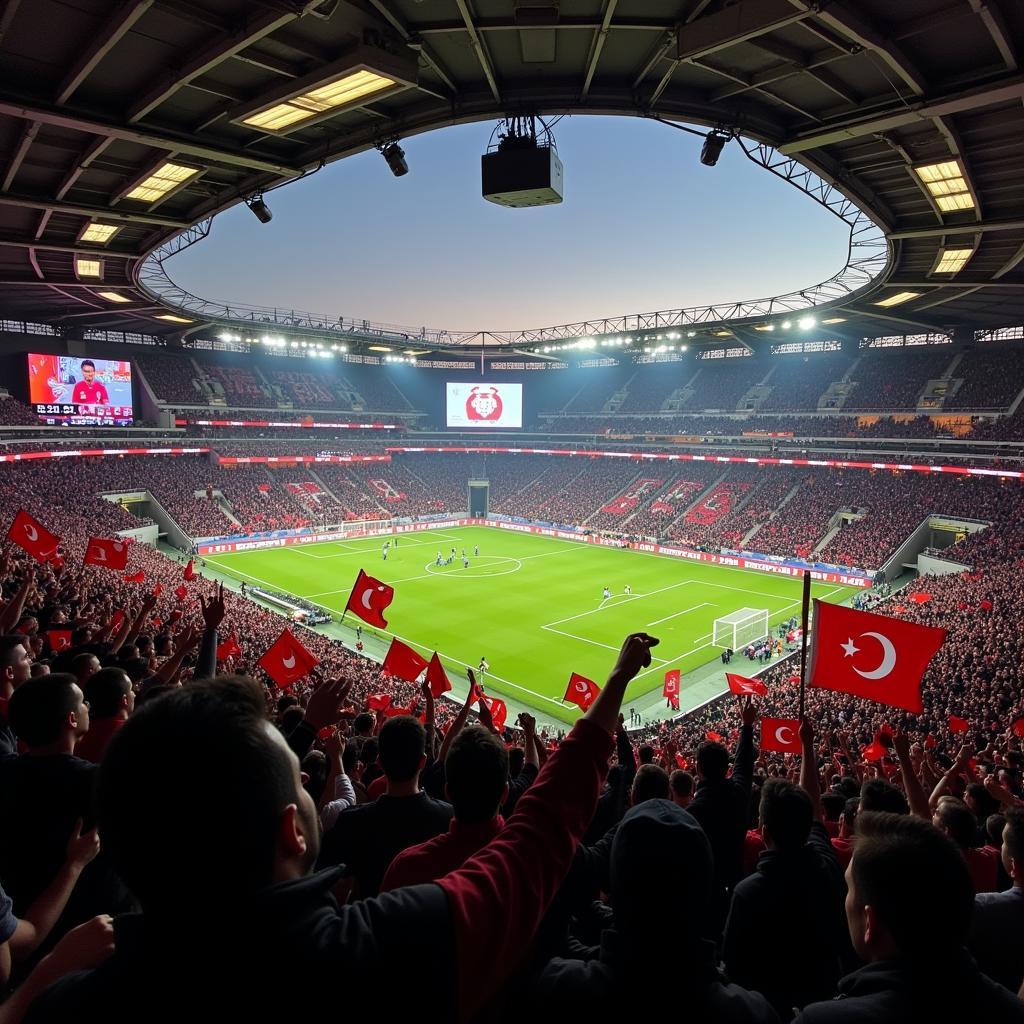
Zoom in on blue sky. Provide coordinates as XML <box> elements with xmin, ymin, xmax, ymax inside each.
<box><xmin>168</xmin><ymin>116</ymin><xmax>849</xmax><ymax>333</ymax></box>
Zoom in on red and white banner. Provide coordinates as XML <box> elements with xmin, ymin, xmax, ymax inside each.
<box><xmin>177</xmin><ymin>418</ymin><xmax>397</xmax><ymax>430</ymax></box>
<box><xmin>0</xmin><ymin>447</ymin><xmax>208</xmax><ymax>463</ymax></box>
<box><xmin>215</xmin><ymin>454</ymin><xmax>391</xmax><ymax>466</ymax></box>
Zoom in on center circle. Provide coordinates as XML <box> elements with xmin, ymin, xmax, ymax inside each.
<box><xmin>424</xmin><ymin>556</ymin><xmax>522</xmax><ymax>578</ymax></box>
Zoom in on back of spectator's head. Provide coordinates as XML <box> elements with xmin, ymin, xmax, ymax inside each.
<box><xmin>1002</xmin><ymin>808</ymin><xmax>1024</xmax><ymax>882</ymax></box>
<box><xmin>301</xmin><ymin>749</ymin><xmax>328</xmax><ymax>804</ymax></box>
<box><xmin>8</xmin><ymin>672</ymin><xmax>87</xmax><ymax>748</ymax></box>
<box><xmin>984</xmin><ymin>812</ymin><xmax>1005</xmax><ymax>848</ymax></box>
<box><xmin>70</xmin><ymin>652</ymin><xmax>100</xmax><ymax>683</ymax></box>
<box><xmin>697</xmin><ymin>740</ymin><xmax>730</xmax><ymax>783</ymax></box>
<box><xmin>280</xmin><ymin>706</ymin><xmax>304</xmax><ymax>735</ymax></box>
<box><xmin>760</xmin><ymin>779</ymin><xmax>813</xmax><ymax>852</ymax></box>
<box><xmin>276</xmin><ymin>694</ymin><xmax>299</xmax><ymax>716</ymax></box>
<box><xmin>821</xmin><ymin>791</ymin><xmax>845</xmax><ymax>824</ymax></box>
<box><xmin>964</xmin><ymin>782</ymin><xmax>999</xmax><ymax>823</ymax></box>
<box><xmin>134</xmin><ymin>683</ymin><xmax>174</xmax><ymax>708</ymax></box>
<box><xmin>84</xmin><ymin>667</ymin><xmax>133</xmax><ymax>718</ymax></box>
<box><xmin>0</xmin><ymin>634</ymin><xmax>32</xmax><ymax>691</ymax></box>
<box><xmin>30</xmin><ymin>662</ymin><xmax>50</xmax><ymax>678</ymax></box>
<box><xmin>631</xmin><ymin>764</ymin><xmax>670</xmax><ymax>805</ymax></box>
<box><xmin>352</xmin><ymin>711</ymin><xmax>374</xmax><ymax>736</ymax></box>
<box><xmin>99</xmin><ymin>676</ymin><xmax>315</xmax><ymax>910</ymax></box>
<box><xmin>637</xmin><ymin>743</ymin><xmax>655</xmax><ymax>765</ymax></box>
<box><xmin>121</xmin><ymin>657</ymin><xmax>150</xmax><ymax>684</ymax></box>
<box><xmin>669</xmin><ymin>769</ymin><xmax>694</xmax><ymax>806</ymax></box>
<box><xmin>932</xmin><ymin>798</ymin><xmax>978</xmax><ymax>850</ymax></box>
<box><xmin>859</xmin><ymin>777</ymin><xmax>909</xmax><ymax>815</ymax></box>
<box><xmin>611</xmin><ymin>801</ymin><xmax>712</xmax><ymax>944</ymax></box>
<box><xmin>847</xmin><ymin>812</ymin><xmax>973</xmax><ymax>962</ymax></box>
<box><xmin>71</xmin><ymin>626</ymin><xmax>92</xmax><ymax>647</ymax></box>
<box><xmin>508</xmin><ymin>746</ymin><xmax>525</xmax><ymax>778</ymax></box>
<box><xmin>841</xmin><ymin>797</ymin><xmax>859</xmax><ymax>835</ymax></box>
<box><xmin>444</xmin><ymin>725</ymin><xmax>508</xmax><ymax>824</ymax></box>
<box><xmin>378</xmin><ymin>715</ymin><xmax>425</xmax><ymax>783</ymax></box>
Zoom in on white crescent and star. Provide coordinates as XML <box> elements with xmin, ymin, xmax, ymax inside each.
<box><xmin>281</xmin><ymin>653</ymin><xmax>296</xmax><ymax>669</ymax></box>
<box><xmin>575</xmin><ymin>681</ymin><xmax>588</xmax><ymax>693</ymax></box>
<box><xmin>93</xmin><ymin>546</ymin><xmax>107</xmax><ymax>562</ymax></box>
<box><xmin>24</xmin><ymin>524</ymin><xmax>38</xmax><ymax>542</ymax></box>
<box><xmin>361</xmin><ymin>589</ymin><xmax>374</xmax><ymax>609</ymax></box>
<box><xmin>775</xmin><ymin>725</ymin><xmax>795</xmax><ymax>745</ymax></box>
<box><xmin>841</xmin><ymin>632</ymin><xmax>897</xmax><ymax>680</ymax></box>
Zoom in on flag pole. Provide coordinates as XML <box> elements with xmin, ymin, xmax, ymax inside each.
<box><xmin>798</xmin><ymin>571</ymin><xmax>812</xmax><ymax>719</ymax></box>
<box><xmin>340</xmin><ymin>569</ymin><xmax>365</xmax><ymax>628</ymax></box>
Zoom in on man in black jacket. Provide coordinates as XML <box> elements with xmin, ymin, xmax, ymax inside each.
<box><xmin>530</xmin><ymin>799</ymin><xmax>779</xmax><ymax>1024</ymax></box>
<box><xmin>795</xmin><ymin>811</ymin><xmax>1024</xmax><ymax>1023</ymax></box>
<box><xmin>688</xmin><ymin>695</ymin><xmax>757</xmax><ymax>930</ymax></box>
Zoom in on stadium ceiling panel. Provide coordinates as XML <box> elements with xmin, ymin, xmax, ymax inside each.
<box><xmin>0</xmin><ymin>0</ymin><xmax>1021</xmax><ymax>347</ymax></box>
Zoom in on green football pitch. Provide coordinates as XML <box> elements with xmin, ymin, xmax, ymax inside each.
<box><xmin>204</xmin><ymin>525</ymin><xmax>858</xmax><ymax>725</ymax></box>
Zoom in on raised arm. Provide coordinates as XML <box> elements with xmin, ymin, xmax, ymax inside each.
<box><xmin>438</xmin><ymin>672</ymin><xmax>477</xmax><ymax>764</ymax></box>
<box><xmin>732</xmin><ymin>695</ymin><xmax>757</xmax><ymax>793</ymax></box>
<box><xmin>892</xmin><ymin>731</ymin><xmax>930</xmax><ymax>820</ymax></box>
<box><xmin>798</xmin><ymin>717</ymin><xmax>822</xmax><ymax>820</ymax></box>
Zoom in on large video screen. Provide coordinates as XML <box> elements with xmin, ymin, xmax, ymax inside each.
<box><xmin>28</xmin><ymin>353</ymin><xmax>134</xmax><ymax>426</ymax></box>
<box><xmin>446</xmin><ymin>382</ymin><xmax>523</xmax><ymax>429</ymax></box>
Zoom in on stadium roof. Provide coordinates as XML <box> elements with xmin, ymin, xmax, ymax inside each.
<box><xmin>0</xmin><ymin>0</ymin><xmax>1022</xmax><ymax>352</ymax></box>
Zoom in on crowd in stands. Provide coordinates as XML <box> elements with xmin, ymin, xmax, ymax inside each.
<box><xmin>843</xmin><ymin>349</ymin><xmax>954</xmax><ymax>411</ymax></box>
<box><xmin>0</xmin><ymin>400</ymin><xmax>41</xmax><ymax>426</ymax></box>
<box><xmin>948</xmin><ymin>347</ymin><xmax>1024</xmax><ymax>411</ymax></box>
<box><xmin>0</xmin><ymin>435</ymin><xmax>1022</xmax><ymax>1019</ymax></box>
<box><xmin>760</xmin><ymin>355</ymin><xmax>854</xmax><ymax>412</ymax></box>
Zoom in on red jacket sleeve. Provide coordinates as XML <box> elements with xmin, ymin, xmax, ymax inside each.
<box><xmin>436</xmin><ymin>718</ymin><xmax>613</xmax><ymax>1020</ymax></box>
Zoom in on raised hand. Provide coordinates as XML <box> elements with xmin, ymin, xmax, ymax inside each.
<box><xmin>610</xmin><ymin>632</ymin><xmax>660</xmax><ymax>682</ymax></box>
<box><xmin>303</xmin><ymin>677</ymin><xmax>354</xmax><ymax>732</ymax></box>
<box><xmin>65</xmin><ymin>818</ymin><xmax>100</xmax><ymax>870</ymax></box>
<box><xmin>198</xmin><ymin>582</ymin><xmax>226</xmax><ymax>629</ymax></box>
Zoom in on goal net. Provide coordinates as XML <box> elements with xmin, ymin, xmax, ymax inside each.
<box><xmin>713</xmin><ymin>608</ymin><xmax>769</xmax><ymax>650</ymax></box>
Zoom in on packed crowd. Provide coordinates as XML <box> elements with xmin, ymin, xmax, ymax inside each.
<box><xmin>843</xmin><ymin>349</ymin><xmax>953</xmax><ymax>412</ymax></box>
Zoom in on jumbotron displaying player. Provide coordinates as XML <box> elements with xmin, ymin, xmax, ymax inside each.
<box><xmin>71</xmin><ymin>360</ymin><xmax>109</xmax><ymax>405</ymax></box>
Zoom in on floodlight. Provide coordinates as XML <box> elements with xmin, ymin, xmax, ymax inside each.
<box><xmin>381</xmin><ymin>142</ymin><xmax>408</xmax><ymax>177</ymax></box>
<box><xmin>700</xmin><ymin>131</ymin><xmax>728</xmax><ymax>167</ymax></box>
<box><xmin>246</xmin><ymin>195</ymin><xmax>273</xmax><ymax>224</ymax></box>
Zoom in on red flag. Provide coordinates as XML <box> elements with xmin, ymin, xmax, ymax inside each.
<box><xmin>808</xmin><ymin>600</ymin><xmax>946</xmax><ymax>713</ymax></box>
<box><xmin>174</xmin><ymin>585</ymin><xmax>188</xmax><ymax>601</ymax></box>
<box><xmin>563</xmin><ymin>672</ymin><xmax>599</xmax><ymax>711</ymax></box>
<box><xmin>382</xmin><ymin>637</ymin><xmax>428</xmax><ymax>683</ymax></box>
<box><xmin>110</xmin><ymin>609</ymin><xmax>125</xmax><ymax>632</ymax></box>
<box><xmin>183</xmin><ymin>559</ymin><xmax>196</xmax><ymax>581</ymax></box>
<box><xmin>663</xmin><ymin>669</ymin><xmax>680</xmax><ymax>697</ymax></box>
<box><xmin>948</xmin><ymin>715</ymin><xmax>970</xmax><ymax>734</ymax></box>
<box><xmin>152</xmin><ymin>583</ymin><xmax>162</xmax><ymax>596</ymax></box>
<box><xmin>909</xmin><ymin>592</ymin><xmax>932</xmax><ymax>605</ymax></box>
<box><xmin>925</xmin><ymin>734</ymin><xmax>937</xmax><ymax>750</ymax></box>
<box><xmin>7</xmin><ymin>510</ymin><xmax>61</xmax><ymax>564</ymax></box>
<box><xmin>727</xmin><ymin>672</ymin><xmax>768</xmax><ymax>697</ymax></box>
<box><xmin>367</xmin><ymin>693</ymin><xmax>392</xmax><ymax>712</ymax></box>
<box><xmin>1011</xmin><ymin>718</ymin><xmax>1024</xmax><ymax>739</ymax></box>
<box><xmin>862</xmin><ymin>740</ymin><xmax>888</xmax><ymax>762</ymax></box>
<box><xmin>425</xmin><ymin>652</ymin><xmax>451</xmax><ymax>699</ymax></box>
<box><xmin>761</xmin><ymin>718</ymin><xmax>801</xmax><ymax>753</ymax></box>
<box><xmin>384</xmin><ymin>699</ymin><xmax>418</xmax><ymax>718</ymax></box>
<box><xmin>123</xmin><ymin>571</ymin><xmax>145</xmax><ymax>583</ymax></box>
<box><xmin>345</xmin><ymin>569</ymin><xmax>394</xmax><ymax>629</ymax></box>
<box><xmin>979</xmin><ymin>599</ymin><xmax>992</xmax><ymax>612</ymax></box>
<box><xmin>258</xmin><ymin>628</ymin><xmax>319</xmax><ymax>689</ymax></box>
<box><xmin>675</xmin><ymin>753</ymin><xmax>688</xmax><ymax>770</ymax></box>
<box><xmin>216</xmin><ymin>633</ymin><xmax>242</xmax><ymax>662</ymax></box>
<box><xmin>84</xmin><ymin>537</ymin><xmax>129</xmax><ymax>571</ymax></box>
<box><xmin>706</xmin><ymin>730</ymin><xmax>724</xmax><ymax>743</ymax></box>
<box><xmin>46</xmin><ymin>629</ymin><xmax>71</xmax><ymax>652</ymax></box>
<box><xmin>479</xmin><ymin>693</ymin><xmax>508</xmax><ymax>731</ymax></box>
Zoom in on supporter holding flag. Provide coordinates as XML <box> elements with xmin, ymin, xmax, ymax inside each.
<box><xmin>257</xmin><ymin>628</ymin><xmax>319</xmax><ymax>690</ymax></box>
<box><xmin>424</xmin><ymin>652</ymin><xmax>451</xmax><ymax>699</ymax></box>
<box><xmin>183</xmin><ymin>559</ymin><xmax>196</xmax><ymax>581</ymax></box>
<box><xmin>728</xmin><ymin>672</ymin><xmax>769</xmax><ymax>697</ymax></box>
<box><xmin>83</xmin><ymin>538</ymin><xmax>129</xmax><ymax>572</ymax></box>
<box><xmin>7</xmin><ymin>511</ymin><xmax>60</xmax><ymax>565</ymax></box>
<box><xmin>663</xmin><ymin>668</ymin><xmax>680</xmax><ymax>699</ymax></box>
<box><xmin>381</xmin><ymin>638</ymin><xmax>428</xmax><ymax>683</ymax></box>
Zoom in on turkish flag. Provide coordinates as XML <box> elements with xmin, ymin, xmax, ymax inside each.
<box><xmin>174</xmin><ymin>585</ymin><xmax>188</xmax><ymax>601</ymax></box>
<box><xmin>110</xmin><ymin>609</ymin><xmax>125</xmax><ymax>632</ymax></box>
<box><xmin>258</xmin><ymin>628</ymin><xmax>319</xmax><ymax>689</ymax></box>
<box><xmin>216</xmin><ymin>633</ymin><xmax>242</xmax><ymax>662</ymax></box>
<box><xmin>345</xmin><ymin>569</ymin><xmax>394</xmax><ymax>629</ymax></box>
<box><xmin>727</xmin><ymin>672</ymin><xmax>768</xmax><ymax>697</ymax></box>
<box><xmin>123</xmin><ymin>571</ymin><xmax>145</xmax><ymax>583</ymax></box>
<box><xmin>479</xmin><ymin>694</ymin><xmax>508</xmax><ymax>731</ymax></box>
<box><xmin>183</xmin><ymin>559</ymin><xmax>197</xmax><ymax>581</ymax></box>
<box><xmin>152</xmin><ymin>583</ymin><xmax>163</xmax><ymax>596</ymax></box>
<box><xmin>675</xmin><ymin>753</ymin><xmax>688</xmax><ymax>770</ymax></box>
<box><xmin>382</xmin><ymin>637</ymin><xmax>428</xmax><ymax>683</ymax></box>
<box><xmin>909</xmin><ymin>592</ymin><xmax>932</xmax><ymax>605</ymax></box>
<box><xmin>384</xmin><ymin>699</ymin><xmax>419</xmax><ymax>719</ymax></box>
<box><xmin>563</xmin><ymin>672</ymin><xmax>599</xmax><ymax>711</ymax></box>
<box><xmin>862</xmin><ymin>740</ymin><xmax>888</xmax><ymax>762</ymax></box>
<box><xmin>948</xmin><ymin>715</ymin><xmax>970</xmax><ymax>733</ymax></box>
<box><xmin>425</xmin><ymin>652</ymin><xmax>451</xmax><ymax>698</ymax></box>
<box><xmin>808</xmin><ymin>599</ymin><xmax>946</xmax><ymax>713</ymax></box>
<box><xmin>706</xmin><ymin>730</ymin><xmax>724</xmax><ymax>743</ymax></box>
<box><xmin>7</xmin><ymin>510</ymin><xmax>61</xmax><ymax>564</ymax></box>
<box><xmin>761</xmin><ymin>718</ymin><xmax>801</xmax><ymax>753</ymax></box>
<box><xmin>367</xmin><ymin>693</ymin><xmax>392</xmax><ymax>712</ymax></box>
<box><xmin>46</xmin><ymin>629</ymin><xmax>72</xmax><ymax>652</ymax></box>
<box><xmin>1011</xmin><ymin>718</ymin><xmax>1024</xmax><ymax>739</ymax></box>
<box><xmin>84</xmin><ymin>537</ymin><xmax>129</xmax><ymax>571</ymax></box>
<box><xmin>663</xmin><ymin>669</ymin><xmax>680</xmax><ymax>697</ymax></box>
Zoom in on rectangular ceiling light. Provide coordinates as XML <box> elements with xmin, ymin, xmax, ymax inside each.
<box><xmin>913</xmin><ymin>160</ymin><xmax>975</xmax><ymax>213</ymax></box>
<box><xmin>243</xmin><ymin>71</ymin><xmax>396</xmax><ymax>131</ymax></box>
<box><xmin>124</xmin><ymin>161</ymin><xmax>201</xmax><ymax>202</ymax></box>
<box><xmin>822</xmin><ymin>317</ymin><xmax>847</xmax><ymax>324</ymax></box>
<box><xmin>97</xmin><ymin>291</ymin><xmax>131</xmax><ymax>303</ymax></box>
<box><xmin>932</xmin><ymin>248</ymin><xmax>974</xmax><ymax>275</ymax></box>
<box><xmin>155</xmin><ymin>313</ymin><xmax>193</xmax><ymax>323</ymax></box>
<box><xmin>231</xmin><ymin>46</ymin><xmax>417</xmax><ymax>136</ymax></box>
<box><xmin>368</xmin><ymin>345</ymin><xmax>392</xmax><ymax>352</ymax></box>
<box><xmin>874</xmin><ymin>291</ymin><xmax>921</xmax><ymax>307</ymax></box>
<box><xmin>75</xmin><ymin>257</ymin><xmax>103</xmax><ymax>278</ymax></box>
<box><xmin>79</xmin><ymin>222</ymin><xmax>121</xmax><ymax>244</ymax></box>
<box><xmin>753</xmin><ymin>324</ymin><xmax>774</xmax><ymax>331</ymax></box>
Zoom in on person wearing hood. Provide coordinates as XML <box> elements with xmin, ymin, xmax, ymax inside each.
<box><xmin>794</xmin><ymin>810</ymin><xmax>1024</xmax><ymax>1024</ymax></box>
<box><xmin>530</xmin><ymin>798</ymin><xmax>780</xmax><ymax>1024</ymax></box>
<box><xmin>723</xmin><ymin>718</ymin><xmax>849</xmax><ymax>1019</ymax></box>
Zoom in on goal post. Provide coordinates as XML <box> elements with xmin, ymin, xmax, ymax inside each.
<box><xmin>713</xmin><ymin>608</ymin><xmax>770</xmax><ymax>650</ymax></box>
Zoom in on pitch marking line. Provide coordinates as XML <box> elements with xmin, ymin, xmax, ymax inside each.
<box><xmin>646</xmin><ymin>602</ymin><xmax>715</xmax><ymax>628</ymax></box>
<box><xmin>543</xmin><ymin>580</ymin><xmax>696</xmax><ymax>629</ymax></box>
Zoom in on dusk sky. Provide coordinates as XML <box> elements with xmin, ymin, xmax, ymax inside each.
<box><xmin>168</xmin><ymin>116</ymin><xmax>849</xmax><ymax>334</ymax></box>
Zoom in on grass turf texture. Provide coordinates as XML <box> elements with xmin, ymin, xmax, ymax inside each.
<box><xmin>205</xmin><ymin>526</ymin><xmax>857</xmax><ymax>724</ymax></box>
